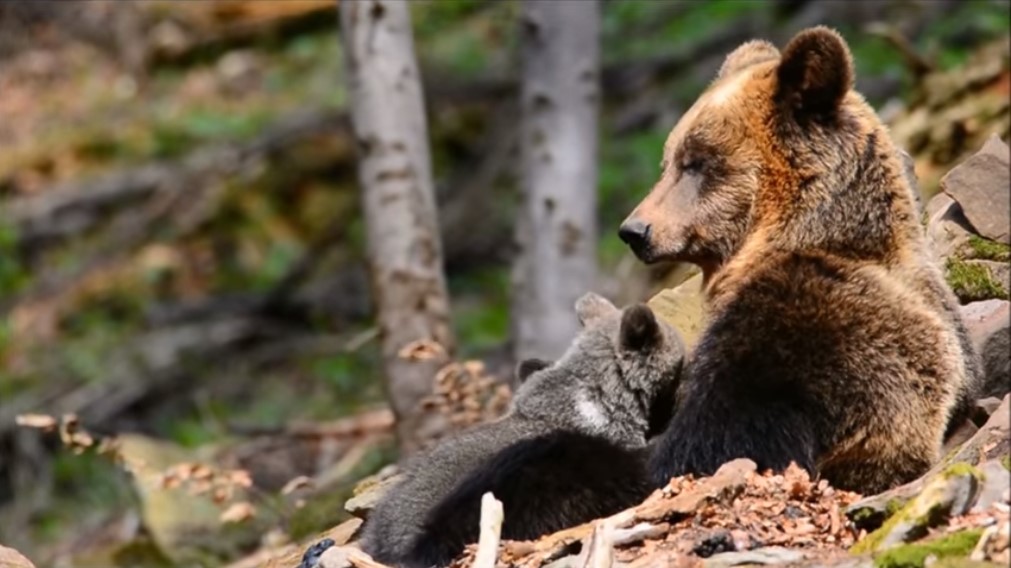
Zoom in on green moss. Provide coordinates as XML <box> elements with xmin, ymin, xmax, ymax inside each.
<box><xmin>886</xmin><ymin>498</ymin><xmax>907</xmax><ymax>517</ymax></box>
<box><xmin>873</xmin><ymin>529</ymin><xmax>983</xmax><ymax>568</ymax></box>
<box><xmin>946</xmin><ymin>258</ymin><xmax>1008</xmax><ymax>301</ymax></box>
<box><xmin>853</xmin><ymin>464</ymin><xmax>982</xmax><ymax>556</ymax></box>
<box><xmin>966</xmin><ymin>236</ymin><xmax>1011</xmax><ymax>262</ymax></box>
<box><xmin>942</xmin><ymin>462</ymin><xmax>984</xmax><ymax>480</ymax></box>
<box><xmin>1001</xmin><ymin>455</ymin><xmax>1010</xmax><ymax>471</ymax></box>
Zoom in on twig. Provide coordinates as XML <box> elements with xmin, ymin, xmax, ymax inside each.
<box><xmin>578</xmin><ymin>522</ymin><xmax>614</xmax><ymax>568</ymax></box>
<box><xmin>474</xmin><ymin>492</ymin><xmax>505</xmax><ymax>568</ymax></box>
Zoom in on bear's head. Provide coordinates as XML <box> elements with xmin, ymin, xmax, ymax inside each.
<box><xmin>619</xmin><ymin>26</ymin><xmax>915</xmax><ymax>273</ymax></box>
<box><xmin>511</xmin><ymin>293</ymin><xmax>684</xmax><ymax>446</ymax></box>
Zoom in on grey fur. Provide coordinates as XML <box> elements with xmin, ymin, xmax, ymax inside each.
<box><xmin>359</xmin><ymin>293</ymin><xmax>685</xmax><ymax>566</ymax></box>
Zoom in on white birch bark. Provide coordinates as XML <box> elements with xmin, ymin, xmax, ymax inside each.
<box><xmin>339</xmin><ymin>0</ymin><xmax>454</xmax><ymax>453</ymax></box>
<box><xmin>513</xmin><ymin>0</ymin><xmax>601</xmax><ymax>361</ymax></box>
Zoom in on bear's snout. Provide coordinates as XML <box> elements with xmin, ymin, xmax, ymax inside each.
<box><xmin>618</xmin><ymin>219</ymin><xmax>652</xmax><ymax>255</ymax></box>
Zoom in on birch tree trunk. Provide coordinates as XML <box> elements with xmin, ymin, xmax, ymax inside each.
<box><xmin>512</xmin><ymin>0</ymin><xmax>601</xmax><ymax>361</ymax></box>
<box><xmin>338</xmin><ymin>0</ymin><xmax>454</xmax><ymax>454</ymax></box>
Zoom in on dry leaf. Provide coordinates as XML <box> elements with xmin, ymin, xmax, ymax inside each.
<box><xmin>398</xmin><ymin>339</ymin><xmax>446</xmax><ymax>361</ymax></box>
<box><xmin>220</xmin><ymin>502</ymin><xmax>257</xmax><ymax>524</ymax></box>
<box><xmin>229</xmin><ymin>469</ymin><xmax>253</xmax><ymax>488</ymax></box>
<box><xmin>281</xmin><ymin>475</ymin><xmax>313</xmax><ymax>495</ymax></box>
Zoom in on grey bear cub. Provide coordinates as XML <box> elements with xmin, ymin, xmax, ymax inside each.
<box><xmin>358</xmin><ymin>293</ymin><xmax>686</xmax><ymax>568</ymax></box>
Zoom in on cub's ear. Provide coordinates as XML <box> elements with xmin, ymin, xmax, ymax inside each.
<box><xmin>717</xmin><ymin>39</ymin><xmax>779</xmax><ymax>80</ymax></box>
<box><xmin>619</xmin><ymin>304</ymin><xmax>661</xmax><ymax>352</ymax></box>
<box><xmin>516</xmin><ymin>358</ymin><xmax>551</xmax><ymax>383</ymax></box>
<box><xmin>575</xmin><ymin>292</ymin><xmax>619</xmax><ymax>327</ymax></box>
<box><xmin>776</xmin><ymin>26</ymin><xmax>853</xmax><ymax>119</ymax></box>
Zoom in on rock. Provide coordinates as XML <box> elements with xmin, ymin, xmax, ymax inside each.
<box><xmin>648</xmin><ymin>272</ymin><xmax>707</xmax><ymax>350</ymax></box>
<box><xmin>960</xmin><ymin>300</ymin><xmax>1010</xmax><ymax>399</ymax></box>
<box><xmin>323</xmin><ymin>518</ymin><xmax>363</xmax><ymax>546</ymax></box>
<box><xmin>117</xmin><ymin>434</ymin><xmax>268</xmax><ymax>565</ymax></box>
<box><xmin>926</xmin><ymin>193</ymin><xmax>976</xmax><ymax>263</ymax></box>
<box><xmin>942</xmin><ymin>395</ymin><xmax>1010</xmax><ymax>469</ymax></box>
<box><xmin>702</xmin><ymin>546</ymin><xmax>807</xmax><ymax>567</ymax></box>
<box><xmin>316</xmin><ymin>546</ymin><xmax>351</xmax><ymax>568</ymax></box>
<box><xmin>971</xmin><ymin>397</ymin><xmax>1004</xmax><ymax>426</ymax></box>
<box><xmin>344</xmin><ymin>470</ymin><xmax>402</xmax><ymax>520</ymax></box>
<box><xmin>851</xmin><ymin>464</ymin><xmax>982</xmax><ymax>554</ymax></box>
<box><xmin>972</xmin><ymin>460</ymin><xmax>1011</xmax><ymax>513</ymax></box>
<box><xmin>0</xmin><ymin>546</ymin><xmax>36</xmax><ymax>568</ymax></box>
<box><xmin>637</xmin><ymin>459</ymin><xmax>756</xmax><ymax>522</ymax></box>
<box><xmin>940</xmin><ymin>135</ymin><xmax>1010</xmax><ymax>244</ymax></box>
<box><xmin>942</xmin><ymin>419</ymin><xmax>980</xmax><ymax>456</ymax></box>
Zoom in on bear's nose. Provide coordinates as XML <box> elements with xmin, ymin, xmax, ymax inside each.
<box><xmin>618</xmin><ymin>219</ymin><xmax>651</xmax><ymax>249</ymax></box>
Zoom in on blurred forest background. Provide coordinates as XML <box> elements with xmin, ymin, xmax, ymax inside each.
<box><xmin>0</xmin><ymin>1</ymin><xmax>1008</xmax><ymax>567</ymax></box>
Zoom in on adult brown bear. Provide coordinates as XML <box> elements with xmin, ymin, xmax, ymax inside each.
<box><xmin>619</xmin><ymin>27</ymin><xmax>980</xmax><ymax>494</ymax></box>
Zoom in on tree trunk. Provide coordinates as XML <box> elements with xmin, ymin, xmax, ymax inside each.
<box><xmin>512</xmin><ymin>0</ymin><xmax>601</xmax><ymax>361</ymax></box>
<box><xmin>338</xmin><ymin>0</ymin><xmax>454</xmax><ymax>454</ymax></box>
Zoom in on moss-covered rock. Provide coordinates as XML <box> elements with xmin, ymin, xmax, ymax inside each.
<box><xmin>872</xmin><ymin>529</ymin><xmax>983</xmax><ymax>568</ymax></box>
<box><xmin>946</xmin><ymin>258</ymin><xmax>1008</xmax><ymax>302</ymax></box>
<box><xmin>852</xmin><ymin>464</ymin><xmax>982</xmax><ymax>555</ymax></box>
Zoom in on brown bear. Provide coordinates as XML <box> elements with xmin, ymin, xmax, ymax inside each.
<box><xmin>618</xmin><ymin>27</ymin><xmax>981</xmax><ymax>495</ymax></box>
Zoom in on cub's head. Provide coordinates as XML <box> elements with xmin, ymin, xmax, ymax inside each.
<box><xmin>513</xmin><ymin>293</ymin><xmax>684</xmax><ymax>444</ymax></box>
<box><xmin>619</xmin><ymin>27</ymin><xmax>892</xmax><ymax>269</ymax></box>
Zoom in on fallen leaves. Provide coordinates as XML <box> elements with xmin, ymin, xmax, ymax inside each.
<box><xmin>420</xmin><ymin>359</ymin><xmax>512</xmax><ymax>435</ymax></box>
<box><xmin>451</xmin><ymin>461</ymin><xmax>862</xmax><ymax>568</ymax></box>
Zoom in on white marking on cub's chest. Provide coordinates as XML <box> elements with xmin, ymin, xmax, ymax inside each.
<box><xmin>576</xmin><ymin>392</ymin><xmax>609</xmax><ymax>430</ymax></box>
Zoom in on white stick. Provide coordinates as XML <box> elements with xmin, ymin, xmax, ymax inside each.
<box><xmin>473</xmin><ymin>492</ymin><xmax>504</xmax><ymax>568</ymax></box>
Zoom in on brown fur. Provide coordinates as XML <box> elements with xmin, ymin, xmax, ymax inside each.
<box><xmin>621</xmin><ymin>27</ymin><xmax>980</xmax><ymax>494</ymax></box>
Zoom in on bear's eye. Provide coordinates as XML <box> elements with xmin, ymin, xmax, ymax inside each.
<box><xmin>680</xmin><ymin>158</ymin><xmax>705</xmax><ymax>174</ymax></box>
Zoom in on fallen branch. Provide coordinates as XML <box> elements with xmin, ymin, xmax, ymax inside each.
<box><xmin>474</xmin><ymin>492</ymin><xmax>505</xmax><ymax>568</ymax></box>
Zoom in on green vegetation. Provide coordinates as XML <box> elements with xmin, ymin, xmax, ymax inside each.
<box><xmin>873</xmin><ymin>529</ymin><xmax>983</xmax><ymax>568</ymax></box>
<box><xmin>966</xmin><ymin>235</ymin><xmax>1011</xmax><ymax>262</ymax></box>
<box><xmin>852</xmin><ymin>463</ymin><xmax>982</xmax><ymax>556</ymax></box>
<box><xmin>946</xmin><ymin>258</ymin><xmax>1008</xmax><ymax>301</ymax></box>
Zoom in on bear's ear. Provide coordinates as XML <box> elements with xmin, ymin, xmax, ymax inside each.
<box><xmin>516</xmin><ymin>358</ymin><xmax>551</xmax><ymax>383</ymax></box>
<box><xmin>717</xmin><ymin>39</ymin><xmax>779</xmax><ymax>80</ymax></box>
<box><xmin>575</xmin><ymin>292</ymin><xmax>619</xmax><ymax>327</ymax></box>
<box><xmin>776</xmin><ymin>26</ymin><xmax>853</xmax><ymax>119</ymax></box>
<box><xmin>619</xmin><ymin>304</ymin><xmax>661</xmax><ymax>352</ymax></box>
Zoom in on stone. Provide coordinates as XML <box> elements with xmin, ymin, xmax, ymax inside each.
<box><xmin>0</xmin><ymin>546</ymin><xmax>36</xmax><ymax>568</ymax></box>
<box><xmin>940</xmin><ymin>135</ymin><xmax>1010</xmax><ymax>244</ymax></box>
<box><xmin>960</xmin><ymin>300</ymin><xmax>1010</xmax><ymax>399</ymax></box>
<box><xmin>316</xmin><ymin>546</ymin><xmax>351</xmax><ymax>568</ymax></box>
<box><xmin>926</xmin><ymin>193</ymin><xmax>975</xmax><ymax>263</ymax></box>
<box><xmin>972</xmin><ymin>460</ymin><xmax>1011</xmax><ymax>513</ymax></box>
<box><xmin>939</xmin><ymin>396</ymin><xmax>1010</xmax><ymax>472</ymax></box>
<box><xmin>648</xmin><ymin>272</ymin><xmax>708</xmax><ymax>350</ymax></box>
<box><xmin>344</xmin><ymin>471</ymin><xmax>402</xmax><ymax>520</ymax></box>
<box><xmin>971</xmin><ymin>397</ymin><xmax>1004</xmax><ymax>426</ymax></box>
<box><xmin>116</xmin><ymin>434</ymin><xmax>267</xmax><ymax>565</ymax></box>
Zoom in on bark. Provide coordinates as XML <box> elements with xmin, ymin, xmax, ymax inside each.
<box><xmin>338</xmin><ymin>0</ymin><xmax>455</xmax><ymax>454</ymax></box>
<box><xmin>512</xmin><ymin>0</ymin><xmax>601</xmax><ymax>361</ymax></box>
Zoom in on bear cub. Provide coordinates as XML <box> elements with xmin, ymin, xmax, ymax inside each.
<box><xmin>358</xmin><ymin>293</ymin><xmax>685</xmax><ymax>568</ymax></box>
